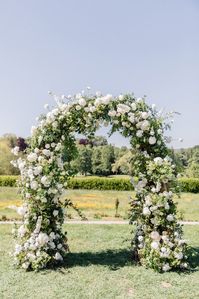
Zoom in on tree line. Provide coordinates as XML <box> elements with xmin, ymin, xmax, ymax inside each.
<box><xmin>1</xmin><ymin>133</ymin><xmax>199</xmax><ymax>177</ymax></box>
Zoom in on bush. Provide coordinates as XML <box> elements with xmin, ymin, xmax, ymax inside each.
<box><xmin>0</xmin><ymin>175</ymin><xmax>18</xmax><ymax>187</ymax></box>
<box><xmin>1</xmin><ymin>175</ymin><xmax>199</xmax><ymax>193</ymax></box>
<box><xmin>178</xmin><ymin>178</ymin><xmax>199</xmax><ymax>193</ymax></box>
<box><xmin>67</xmin><ymin>177</ymin><xmax>133</xmax><ymax>191</ymax></box>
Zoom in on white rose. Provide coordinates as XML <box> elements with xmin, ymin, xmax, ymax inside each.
<box><xmin>138</xmin><ymin>236</ymin><xmax>144</xmax><ymax>242</ymax></box>
<box><xmin>53</xmin><ymin>210</ymin><xmax>59</xmax><ymax>217</ymax></box>
<box><xmin>154</xmin><ymin>157</ymin><xmax>163</xmax><ymax>165</ymax></box>
<box><xmin>162</xmin><ymin>263</ymin><xmax>171</xmax><ymax>272</ymax></box>
<box><xmin>141</xmin><ymin>112</ymin><xmax>148</xmax><ymax>119</ymax></box>
<box><xmin>141</xmin><ymin>120</ymin><xmax>150</xmax><ymax>131</ymax></box>
<box><xmin>55</xmin><ymin>252</ymin><xmax>63</xmax><ymax>261</ymax></box>
<box><xmin>149</xmin><ymin>136</ymin><xmax>156</xmax><ymax>145</ymax></box>
<box><xmin>17</xmin><ymin>206</ymin><xmax>27</xmax><ymax>216</ymax></box>
<box><xmin>41</xmin><ymin>176</ymin><xmax>51</xmax><ymax>187</ymax></box>
<box><xmin>108</xmin><ymin>110</ymin><xmax>117</xmax><ymax>117</ymax></box>
<box><xmin>151</xmin><ymin>241</ymin><xmax>159</xmax><ymax>250</ymax></box>
<box><xmin>76</xmin><ymin>105</ymin><xmax>81</xmax><ymax>110</ymax></box>
<box><xmin>42</xmin><ymin>149</ymin><xmax>51</xmax><ymax>157</ymax></box>
<box><xmin>37</xmin><ymin>232</ymin><xmax>49</xmax><ymax>246</ymax></box>
<box><xmin>30</xmin><ymin>181</ymin><xmax>39</xmax><ymax>190</ymax></box>
<box><xmin>174</xmin><ymin>252</ymin><xmax>183</xmax><ymax>260</ymax></box>
<box><xmin>150</xmin><ymin>231</ymin><xmax>160</xmax><ymax>241</ymax></box>
<box><xmin>136</xmin><ymin>130</ymin><xmax>143</xmax><ymax>138</ymax></box>
<box><xmin>11</xmin><ymin>146</ymin><xmax>20</xmax><ymax>156</ymax></box>
<box><xmin>34</xmin><ymin>166</ymin><xmax>43</xmax><ymax>175</ymax></box>
<box><xmin>78</xmin><ymin>98</ymin><xmax>86</xmax><ymax>107</ymax></box>
<box><xmin>143</xmin><ymin>207</ymin><xmax>151</xmax><ymax>216</ymax></box>
<box><xmin>166</xmin><ymin>214</ymin><xmax>174</xmax><ymax>222</ymax></box>
<box><xmin>27</xmin><ymin>152</ymin><xmax>37</xmax><ymax>163</ymax></box>
<box><xmin>131</xmin><ymin>103</ymin><xmax>137</xmax><ymax>111</ymax></box>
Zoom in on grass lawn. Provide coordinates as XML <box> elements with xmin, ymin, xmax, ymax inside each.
<box><xmin>0</xmin><ymin>187</ymin><xmax>199</xmax><ymax>221</ymax></box>
<box><xmin>0</xmin><ymin>224</ymin><xmax>199</xmax><ymax>299</ymax></box>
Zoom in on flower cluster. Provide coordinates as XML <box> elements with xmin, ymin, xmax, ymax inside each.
<box><xmin>12</xmin><ymin>90</ymin><xmax>187</xmax><ymax>271</ymax></box>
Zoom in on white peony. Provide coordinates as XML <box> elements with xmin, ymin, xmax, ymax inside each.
<box><xmin>150</xmin><ymin>231</ymin><xmax>160</xmax><ymax>241</ymax></box>
<box><xmin>30</xmin><ymin>181</ymin><xmax>39</xmax><ymax>190</ymax></box>
<box><xmin>166</xmin><ymin>214</ymin><xmax>174</xmax><ymax>222</ymax></box>
<box><xmin>143</xmin><ymin>207</ymin><xmax>151</xmax><ymax>216</ymax></box>
<box><xmin>174</xmin><ymin>252</ymin><xmax>183</xmax><ymax>260</ymax></box>
<box><xmin>55</xmin><ymin>252</ymin><xmax>63</xmax><ymax>261</ymax></box>
<box><xmin>34</xmin><ymin>165</ymin><xmax>42</xmax><ymax>175</ymax></box>
<box><xmin>151</xmin><ymin>241</ymin><xmax>159</xmax><ymax>250</ymax></box>
<box><xmin>162</xmin><ymin>263</ymin><xmax>171</xmax><ymax>272</ymax></box>
<box><xmin>42</xmin><ymin>149</ymin><xmax>51</xmax><ymax>157</ymax></box>
<box><xmin>149</xmin><ymin>136</ymin><xmax>156</xmax><ymax>145</ymax></box>
<box><xmin>37</xmin><ymin>232</ymin><xmax>49</xmax><ymax>246</ymax></box>
<box><xmin>53</xmin><ymin>210</ymin><xmax>59</xmax><ymax>217</ymax></box>
<box><xmin>11</xmin><ymin>146</ymin><xmax>20</xmax><ymax>156</ymax></box>
<box><xmin>27</xmin><ymin>152</ymin><xmax>37</xmax><ymax>163</ymax></box>
<box><xmin>141</xmin><ymin>112</ymin><xmax>149</xmax><ymax>119</ymax></box>
<box><xmin>108</xmin><ymin>110</ymin><xmax>117</xmax><ymax>117</ymax></box>
<box><xmin>154</xmin><ymin>157</ymin><xmax>163</xmax><ymax>165</ymax></box>
<box><xmin>78</xmin><ymin>98</ymin><xmax>86</xmax><ymax>107</ymax></box>
<box><xmin>131</xmin><ymin>103</ymin><xmax>137</xmax><ymax>111</ymax></box>
<box><xmin>17</xmin><ymin>206</ymin><xmax>27</xmax><ymax>216</ymax></box>
<box><xmin>41</xmin><ymin>176</ymin><xmax>51</xmax><ymax>187</ymax></box>
<box><xmin>136</xmin><ymin>130</ymin><xmax>143</xmax><ymax>138</ymax></box>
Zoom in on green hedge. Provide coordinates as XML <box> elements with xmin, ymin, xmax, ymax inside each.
<box><xmin>67</xmin><ymin>177</ymin><xmax>133</xmax><ymax>191</ymax></box>
<box><xmin>0</xmin><ymin>175</ymin><xmax>18</xmax><ymax>187</ymax></box>
<box><xmin>178</xmin><ymin>178</ymin><xmax>199</xmax><ymax>193</ymax></box>
<box><xmin>1</xmin><ymin>175</ymin><xmax>199</xmax><ymax>193</ymax></box>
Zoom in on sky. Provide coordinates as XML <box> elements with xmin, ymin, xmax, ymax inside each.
<box><xmin>0</xmin><ymin>0</ymin><xmax>199</xmax><ymax>149</ymax></box>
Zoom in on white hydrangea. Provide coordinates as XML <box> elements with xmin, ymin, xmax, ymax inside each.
<box><xmin>27</xmin><ymin>152</ymin><xmax>37</xmax><ymax>163</ymax></box>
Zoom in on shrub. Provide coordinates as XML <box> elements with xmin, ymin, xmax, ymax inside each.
<box><xmin>0</xmin><ymin>175</ymin><xmax>18</xmax><ymax>187</ymax></box>
<box><xmin>1</xmin><ymin>175</ymin><xmax>199</xmax><ymax>193</ymax></box>
<box><xmin>178</xmin><ymin>178</ymin><xmax>199</xmax><ymax>193</ymax></box>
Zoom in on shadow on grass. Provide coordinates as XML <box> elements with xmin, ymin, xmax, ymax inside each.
<box><xmin>43</xmin><ymin>246</ymin><xmax>199</xmax><ymax>274</ymax></box>
<box><xmin>187</xmin><ymin>246</ymin><xmax>199</xmax><ymax>271</ymax></box>
<box><xmin>63</xmin><ymin>248</ymin><xmax>132</xmax><ymax>271</ymax></box>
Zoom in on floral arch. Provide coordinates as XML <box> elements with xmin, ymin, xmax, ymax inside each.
<box><xmin>12</xmin><ymin>91</ymin><xmax>188</xmax><ymax>272</ymax></box>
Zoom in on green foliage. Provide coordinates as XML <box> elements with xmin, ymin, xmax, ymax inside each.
<box><xmin>178</xmin><ymin>178</ymin><xmax>199</xmax><ymax>193</ymax></box>
<box><xmin>0</xmin><ymin>137</ymin><xmax>19</xmax><ymax>175</ymax></box>
<box><xmin>67</xmin><ymin>177</ymin><xmax>133</xmax><ymax>191</ymax></box>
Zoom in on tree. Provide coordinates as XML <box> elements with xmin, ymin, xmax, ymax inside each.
<box><xmin>92</xmin><ymin>145</ymin><xmax>115</xmax><ymax>176</ymax></box>
<box><xmin>71</xmin><ymin>145</ymin><xmax>92</xmax><ymax>175</ymax></box>
<box><xmin>112</xmin><ymin>151</ymin><xmax>133</xmax><ymax>174</ymax></box>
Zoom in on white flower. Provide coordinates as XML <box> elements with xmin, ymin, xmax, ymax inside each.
<box><xmin>162</xmin><ymin>263</ymin><xmax>171</xmax><ymax>272</ymax></box>
<box><xmin>76</xmin><ymin>105</ymin><xmax>81</xmax><ymax>111</ymax></box>
<box><xmin>138</xmin><ymin>236</ymin><xmax>144</xmax><ymax>242</ymax></box>
<box><xmin>141</xmin><ymin>120</ymin><xmax>150</xmax><ymax>131</ymax></box>
<box><xmin>166</xmin><ymin>214</ymin><xmax>174</xmax><ymax>222</ymax></box>
<box><xmin>57</xmin><ymin>243</ymin><xmax>62</xmax><ymax>249</ymax></box>
<box><xmin>18</xmin><ymin>225</ymin><xmax>27</xmax><ymax>237</ymax></box>
<box><xmin>42</xmin><ymin>149</ymin><xmax>51</xmax><ymax>157</ymax></box>
<box><xmin>154</xmin><ymin>157</ymin><xmax>163</xmax><ymax>165</ymax></box>
<box><xmin>117</xmin><ymin>104</ymin><xmax>130</xmax><ymax>114</ymax></box>
<box><xmin>55</xmin><ymin>252</ymin><xmax>63</xmax><ymax>261</ymax></box>
<box><xmin>131</xmin><ymin>103</ymin><xmax>137</xmax><ymax>111</ymax></box>
<box><xmin>41</xmin><ymin>176</ymin><xmax>51</xmax><ymax>187</ymax></box>
<box><xmin>34</xmin><ymin>165</ymin><xmax>42</xmax><ymax>175</ymax></box>
<box><xmin>15</xmin><ymin>244</ymin><xmax>22</xmax><ymax>255</ymax></box>
<box><xmin>78</xmin><ymin>98</ymin><xmax>86</xmax><ymax>107</ymax></box>
<box><xmin>31</xmin><ymin>126</ymin><xmax>37</xmax><ymax>136</ymax></box>
<box><xmin>145</xmin><ymin>195</ymin><xmax>152</xmax><ymax>206</ymax></box>
<box><xmin>149</xmin><ymin>136</ymin><xmax>156</xmax><ymax>145</ymax></box>
<box><xmin>151</xmin><ymin>241</ymin><xmax>159</xmax><ymax>250</ymax></box>
<box><xmin>53</xmin><ymin>210</ymin><xmax>59</xmax><ymax>217</ymax></box>
<box><xmin>30</xmin><ymin>181</ymin><xmax>39</xmax><ymax>190</ymax></box>
<box><xmin>174</xmin><ymin>252</ymin><xmax>183</xmax><ymax>260</ymax></box>
<box><xmin>17</xmin><ymin>206</ymin><xmax>27</xmax><ymax>216</ymax></box>
<box><xmin>128</xmin><ymin>115</ymin><xmax>135</xmax><ymax>123</ymax></box>
<box><xmin>27</xmin><ymin>152</ymin><xmax>37</xmax><ymax>163</ymax></box>
<box><xmin>108</xmin><ymin>110</ymin><xmax>117</xmax><ymax>117</ymax></box>
<box><xmin>141</xmin><ymin>112</ymin><xmax>148</xmax><ymax>119</ymax></box>
<box><xmin>136</xmin><ymin>130</ymin><xmax>143</xmax><ymax>138</ymax></box>
<box><xmin>150</xmin><ymin>231</ymin><xmax>160</xmax><ymax>241</ymax></box>
<box><xmin>49</xmin><ymin>241</ymin><xmax>56</xmax><ymax>249</ymax></box>
<box><xmin>143</xmin><ymin>207</ymin><xmax>151</xmax><ymax>216</ymax></box>
<box><xmin>22</xmin><ymin>262</ymin><xmax>30</xmax><ymax>270</ymax></box>
<box><xmin>37</xmin><ymin>232</ymin><xmax>49</xmax><ymax>246</ymax></box>
<box><xmin>11</xmin><ymin>146</ymin><xmax>20</xmax><ymax>156</ymax></box>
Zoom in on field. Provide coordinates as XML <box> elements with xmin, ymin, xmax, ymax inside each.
<box><xmin>0</xmin><ymin>187</ymin><xmax>199</xmax><ymax>221</ymax></box>
<box><xmin>0</xmin><ymin>224</ymin><xmax>199</xmax><ymax>299</ymax></box>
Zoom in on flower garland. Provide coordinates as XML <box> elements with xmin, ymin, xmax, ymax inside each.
<box><xmin>11</xmin><ymin>91</ymin><xmax>188</xmax><ymax>271</ymax></box>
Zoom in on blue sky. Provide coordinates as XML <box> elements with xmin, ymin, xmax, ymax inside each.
<box><xmin>0</xmin><ymin>0</ymin><xmax>198</xmax><ymax>148</ymax></box>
